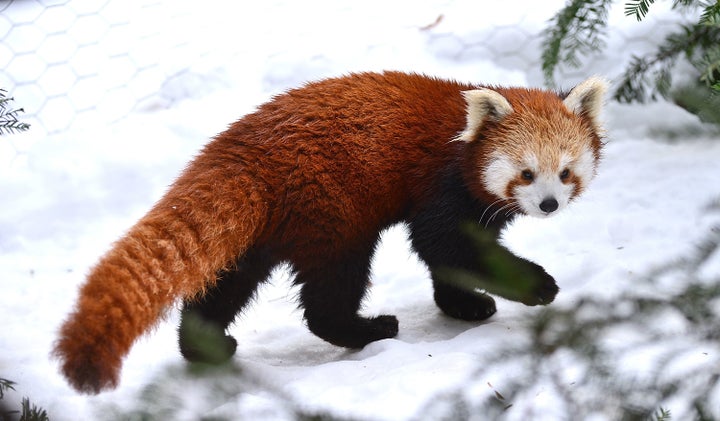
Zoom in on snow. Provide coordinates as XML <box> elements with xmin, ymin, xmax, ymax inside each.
<box><xmin>2</xmin><ymin>1</ymin><xmax>720</xmax><ymax>420</ymax></box>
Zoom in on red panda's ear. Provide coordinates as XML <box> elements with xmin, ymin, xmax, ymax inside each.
<box><xmin>563</xmin><ymin>76</ymin><xmax>608</xmax><ymax>132</ymax></box>
<box><xmin>459</xmin><ymin>88</ymin><xmax>513</xmax><ymax>142</ymax></box>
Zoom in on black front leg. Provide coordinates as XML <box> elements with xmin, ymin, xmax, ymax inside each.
<box><xmin>409</xmin><ymin>180</ymin><xmax>558</xmax><ymax>320</ymax></box>
<box><xmin>455</xmin><ymin>225</ymin><xmax>559</xmax><ymax>306</ymax></box>
<box><xmin>414</xmin><ymin>222</ymin><xmax>559</xmax><ymax>313</ymax></box>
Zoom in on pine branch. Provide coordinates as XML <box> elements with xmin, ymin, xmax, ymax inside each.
<box><xmin>453</xmin><ymin>213</ymin><xmax>720</xmax><ymax>418</ymax></box>
<box><xmin>699</xmin><ymin>0</ymin><xmax>720</xmax><ymax>25</ymax></box>
<box><xmin>0</xmin><ymin>89</ymin><xmax>30</xmax><ymax>135</ymax></box>
<box><xmin>614</xmin><ymin>56</ymin><xmax>654</xmax><ymax>102</ymax></box>
<box><xmin>541</xmin><ymin>0</ymin><xmax>613</xmax><ymax>86</ymax></box>
<box><xmin>19</xmin><ymin>397</ymin><xmax>49</xmax><ymax>421</ymax></box>
<box><xmin>1</xmin><ymin>379</ymin><xmax>50</xmax><ymax>421</ymax></box>
<box><xmin>625</xmin><ymin>0</ymin><xmax>656</xmax><ymax>21</ymax></box>
<box><xmin>652</xmin><ymin>407</ymin><xmax>672</xmax><ymax>421</ymax></box>
<box><xmin>699</xmin><ymin>46</ymin><xmax>720</xmax><ymax>86</ymax></box>
<box><xmin>0</xmin><ymin>118</ymin><xmax>31</xmax><ymax>135</ymax></box>
<box><xmin>672</xmin><ymin>0</ymin><xmax>697</xmax><ymax>8</ymax></box>
<box><xmin>614</xmin><ymin>23</ymin><xmax>720</xmax><ymax>103</ymax></box>
<box><xmin>0</xmin><ymin>378</ymin><xmax>16</xmax><ymax>399</ymax></box>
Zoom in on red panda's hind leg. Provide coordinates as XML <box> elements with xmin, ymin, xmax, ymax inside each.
<box><xmin>298</xmin><ymin>257</ymin><xmax>399</xmax><ymax>348</ymax></box>
<box><xmin>178</xmin><ymin>248</ymin><xmax>275</xmax><ymax>364</ymax></box>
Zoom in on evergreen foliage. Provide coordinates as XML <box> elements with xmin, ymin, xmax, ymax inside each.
<box><xmin>653</xmin><ymin>407</ymin><xmax>673</xmax><ymax>421</ymax></box>
<box><xmin>0</xmin><ymin>89</ymin><xmax>30</xmax><ymax>136</ymax></box>
<box><xmin>625</xmin><ymin>0</ymin><xmax>656</xmax><ymax>21</ymax></box>
<box><xmin>541</xmin><ymin>0</ymin><xmax>613</xmax><ymax>84</ymax></box>
<box><xmin>19</xmin><ymin>399</ymin><xmax>49</xmax><ymax>421</ymax></box>
<box><xmin>0</xmin><ymin>379</ymin><xmax>14</xmax><ymax>399</ymax></box>
<box><xmin>0</xmin><ymin>378</ymin><xmax>49</xmax><ymax>421</ymax></box>
<box><xmin>421</xmin><ymin>201</ymin><xmax>720</xmax><ymax>419</ymax></box>
<box><xmin>542</xmin><ymin>0</ymin><xmax>720</xmax><ymax>123</ymax></box>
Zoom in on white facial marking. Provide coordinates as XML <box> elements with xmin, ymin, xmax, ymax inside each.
<box><xmin>512</xmin><ymin>149</ymin><xmax>595</xmax><ymax>218</ymax></box>
<box><xmin>483</xmin><ymin>154</ymin><xmax>516</xmax><ymax>199</ymax></box>
<box><xmin>515</xmin><ymin>172</ymin><xmax>574</xmax><ymax>218</ymax></box>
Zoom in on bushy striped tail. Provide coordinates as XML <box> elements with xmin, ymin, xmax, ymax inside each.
<box><xmin>53</xmin><ymin>158</ymin><xmax>268</xmax><ymax>393</ymax></box>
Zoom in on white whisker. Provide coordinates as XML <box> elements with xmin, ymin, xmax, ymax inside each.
<box><xmin>488</xmin><ymin>204</ymin><xmax>510</xmax><ymax>221</ymax></box>
<box><xmin>479</xmin><ymin>199</ymin><xmax>506</xmax><ymax>226</ymax></box>
<box><xmin>504</xmin><ymin>204</ymin><xmax>521</xmax><ymax>217</ymax></box>
<box><xmin>487</xmin><ymin>202</ymin><xmax>517</xmax><ymax>226</ymax></box>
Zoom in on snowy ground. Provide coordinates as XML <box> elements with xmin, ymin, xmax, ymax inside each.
<box><xmin>2</xmin><ymin>1</ymin><xmax>720</xmax><ymax>420</ymax></box>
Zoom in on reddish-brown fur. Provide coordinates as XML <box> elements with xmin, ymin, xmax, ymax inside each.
<box><xmin>53</xmin><ymin>72</ymin><xmax>600</xmax><ymax>393</ymax></box>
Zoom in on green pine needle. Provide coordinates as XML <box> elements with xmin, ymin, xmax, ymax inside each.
<box><xmin>542</xmin><ymin>0</ymin><xmax>720</xmax><ymax>124</ymax></box>
<box><xmin>541</xmin><ymin>0</ymin><xmax>613</xmax><ymax>86</ymax></box>
<box><xmin>20</xmin><ymin>397</ymin><xmax>49</xmax><ymax>421</ymax></box>
<box><xmin>0</xmin><ymin>378</ymin><xmax>16</xmax><ymax>399</ymax></box>
<box><xmin>700</xmin><ymin>1</ymin><xmax>720</xmax><ymax>25</ymax></box>
<box><xmin>0</xmin><ymin>89</ymin><xmax>31</xmax><ymax>135</ymax></box>
<box><xmin>652</xmin><ymin>407</ymin><xmax>672</xmax><ymax>421</ymax></box>
<box><xmin>625</xmin><ymin>0</ymin><xmax>656</xmax><ymax>21</ymax></box>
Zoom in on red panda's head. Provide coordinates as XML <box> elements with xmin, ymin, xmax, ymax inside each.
<box><xmin>460</xmin><ymin>77</ymin><xmax>607</xmax><ymax>219</ymax></box>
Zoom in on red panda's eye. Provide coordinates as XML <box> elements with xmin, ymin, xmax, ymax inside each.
<box><xmin>560</xmin><ymin>169</ymin><xmax>570</xmax><ymax>180</ymax></box>
<box><xmin>521</xmin><ymin>170</ymin><xmax>534</xmax><ymax>181</ymax></box>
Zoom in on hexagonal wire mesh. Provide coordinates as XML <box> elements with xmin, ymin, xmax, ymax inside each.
<box><xmin>0</xmin><ymin>0</ymin><xmax>690</xmax><ymax>167</ymax></box>
<box><xmin>2</xmin><ymin>0</ymin><xmax>195</xmax><ymax>135</ymax></box>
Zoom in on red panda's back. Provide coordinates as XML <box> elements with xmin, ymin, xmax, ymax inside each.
<box><xmin>199</xmin><ymin>72</ymin><xmax>471</xmax><ymax>260</ymax></box>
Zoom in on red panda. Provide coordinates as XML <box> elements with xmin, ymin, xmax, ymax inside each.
<box><xmin>53</xmin><ymin>71</ymin><xmax>606</xmax><ymax>394</ymax></box>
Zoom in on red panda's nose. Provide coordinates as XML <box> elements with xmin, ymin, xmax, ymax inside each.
<box><xmin>539</xmin><ymin>198</ymin><xmax>559</xmax><ymax>213</ymax></box>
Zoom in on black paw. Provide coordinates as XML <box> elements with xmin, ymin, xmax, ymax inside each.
<box><xmin>180</xmin><ymin>334</ymin><xmax>237</xmax><ymax>364</ymax></box>
<box><xmin>178</xmin><ymin>311</ymin><xmax>237</xmax><ymax>364</ymax></box>
<box><xmin>368</xmin><ymin>315</ymin><xmax>400</xmax><ymax>340</ymax></box>
<box><xmin>519</xmin><ymin>267</ymin><xmax>559</xmax><ymax>306</ymax></box>
<box><xmin>306</xmin><ymin>314</ymin><xmax>399</xmax><ymax>349</ymax></box>
<box><xmin>434</xmin><ymin>283</ymin><xmax>497</xmax><ymax>321</ymax></box>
